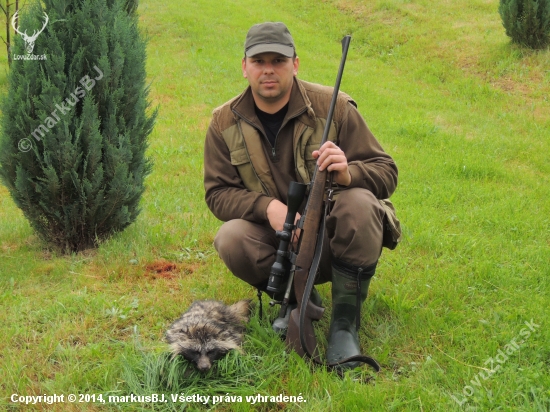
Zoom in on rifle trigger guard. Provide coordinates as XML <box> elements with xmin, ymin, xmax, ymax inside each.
<box><xmin>324</xmin><ymin>189</ymin><xmax>334</xmax><ymax>217</ymax></box>
<box><xmin>296</xmin><ymin>215</ymin><xmax>305</xmax><ymax>229</ymax></box>
<box><xmin>289</xmin><ymin>252</ymin><xmax>298</xmax><ymax>264</ymax></box>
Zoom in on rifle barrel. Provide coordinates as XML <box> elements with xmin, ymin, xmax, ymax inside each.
<box><xmin>309</xmin><ymin>35</ymin><xmax>351</xmax><ymax>185</ymax></box>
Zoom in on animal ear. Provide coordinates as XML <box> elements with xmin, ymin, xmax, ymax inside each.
<box><xmin>228</xmin><ymin>299</ymin><xmax>252</xmax><ymax>321</ymax></box>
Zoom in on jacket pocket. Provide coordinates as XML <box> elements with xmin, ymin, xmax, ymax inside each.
<box><xmin>378</xmin><ymin>199</ymin><xmax>402</xmax><ymax>250</ymax></box>
<box><xmin>229</xmin><ymin>147</ymin><xmax>250</xmax><ymax>166</ymax></box>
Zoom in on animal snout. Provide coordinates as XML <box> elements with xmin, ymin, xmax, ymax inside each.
<box><xmin>197</xmin><ymin>356</ymin><xmax>212</xmax><ymax>372</ymax></box>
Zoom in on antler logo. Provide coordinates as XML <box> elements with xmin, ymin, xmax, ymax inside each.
<box><xmin>11</xmin><ymin>11</ymin><xmax>49</xmax><ymax>55</ymax></box>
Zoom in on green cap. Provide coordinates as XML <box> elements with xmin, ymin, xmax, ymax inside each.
<box><xmin>244</xmin><ymin>22</ymin><xmax>295</xmax><ymax>58</ymax></box>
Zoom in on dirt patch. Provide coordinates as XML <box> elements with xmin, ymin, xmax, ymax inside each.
<box><xmin>145</xmin><ymin>259</ymin><xmax>179</xmax><ymax>279</ymax></box>
<box><xmin>179</xmin><ymin>262</ymin><xmax>201</xmax><ymax>275</ymax></box>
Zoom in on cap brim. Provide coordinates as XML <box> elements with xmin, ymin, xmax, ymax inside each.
<box><xmin>245</xmin><ymin>43</ymin><xmax>294</xmax><ymax>57</ymax></box>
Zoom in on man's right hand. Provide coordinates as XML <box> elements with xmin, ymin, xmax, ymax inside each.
<box><xmin>266</xmin><ymin>199</ymin><xmax>301</xmax><ymax>246</ymax></box>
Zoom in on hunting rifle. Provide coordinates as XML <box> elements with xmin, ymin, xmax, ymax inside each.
<box><xmin>267</xmin><ymin>35</ymin><xmax>380</xmax><ymax>372</ymax></box>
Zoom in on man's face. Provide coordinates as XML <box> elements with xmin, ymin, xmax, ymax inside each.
<box><xmin>242</xmin><ymin>52</ymin><xmax>299</xmax><ymax>110</ymax></box>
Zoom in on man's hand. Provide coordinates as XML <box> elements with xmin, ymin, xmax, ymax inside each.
<box><xmin>266</xmin><ymin>199</ymin><xmax>301</xmax><ymax>246</ymax></box>
<box><xmin>312</xmin><ymin>141</ymin><xmax>352</xmax><ymax>186</ymax></box>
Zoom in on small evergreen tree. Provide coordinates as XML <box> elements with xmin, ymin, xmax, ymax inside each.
<box><xmin>499</xmin><ymin>0</ymin><xmax>550</xmax><ymax>49</ymax></box>
<box><xmin>0</xmin><ymin>0</ymin><xmax>156</xmax><ymax>252</ymax></box>
<box><xmin>124</xmin><ymin>0</ymin><xmax>138</xmax><ymax>15</ymax></box>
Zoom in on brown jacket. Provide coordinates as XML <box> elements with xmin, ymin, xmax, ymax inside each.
<box><xmin>204</xmin><ymin>78</ymin><xmax>398</xmax><ymax>224</ymax></box>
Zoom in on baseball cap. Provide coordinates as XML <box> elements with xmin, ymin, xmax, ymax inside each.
<box><xmin>244</xmin><ymin>22</ymin><xmax>295</xmax><ymax>58</ymax></box>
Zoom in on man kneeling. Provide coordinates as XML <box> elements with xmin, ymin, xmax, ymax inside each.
<box><xmin>203</xmin><ymin>22</ymin><xmax>398</xmax><ymax>368</ymax></box>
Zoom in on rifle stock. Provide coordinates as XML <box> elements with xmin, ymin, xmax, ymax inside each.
<box><xmin>286</xmin><ymin>273</ymin><xmax>324</xmax><ymax>359</ymax></box>
<box><xmin>295</xmin><ymin>168</ymin><xmax>327</xmax><ymax>268</ymax></box>
<box><xmin>285</xmin><ymin>168</ymin><xmax>328</xmax><ymax>359</ymax></box>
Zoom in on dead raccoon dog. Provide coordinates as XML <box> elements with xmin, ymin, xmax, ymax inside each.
<box><xmin>165</xmin><ymin>299</ymin><xmax>251</xmax><ymax>372</ymax></box>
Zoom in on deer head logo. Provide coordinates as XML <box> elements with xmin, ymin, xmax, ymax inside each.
<box><xmin>11</xmin><ymin>11</ymin><xmax>49</xmax><ymax>55</ymax></box>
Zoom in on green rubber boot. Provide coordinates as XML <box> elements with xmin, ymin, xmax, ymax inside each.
<box><xmin>326</xmin><ymin>261</ymin><xmax>375</xmax><ymax>369</ymax></box>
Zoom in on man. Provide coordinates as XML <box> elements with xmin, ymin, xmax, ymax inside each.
<box><xmin>204</xmin><ymin>22</ymin><xmax>398</xmax><ymax>368</ymax></box>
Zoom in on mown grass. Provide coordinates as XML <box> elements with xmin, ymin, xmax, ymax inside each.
<box><xmin>1</xmin><ymin>0</ymin><xmax>549</xmax><ymax>411</ymax></box>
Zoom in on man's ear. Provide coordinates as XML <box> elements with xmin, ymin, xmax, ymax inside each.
<box><xmin>242</xmin><ymin>58</ymin><xmax>248</xmax><ymax>78</ymax></box>
<box><xmin>293</xmin><ymin>56</ymin><xmax>300</xmax><ymax>76</ymax></box>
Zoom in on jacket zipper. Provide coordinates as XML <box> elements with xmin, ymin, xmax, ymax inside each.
<box><xmin>235</xmin><ymin>105</ymin><xmax>309</xmax><ymax>178</ymax></box>
<box><xmin>270</xmin><ymin>106</ymin><xmax>308</xmax><ymax>160</ymax></box>
<box><xmin>294</xmin><ymin>123</ymin><xmax>308</xmax><ymax>183</ymax></box>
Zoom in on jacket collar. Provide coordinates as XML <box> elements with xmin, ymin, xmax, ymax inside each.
<box><xmin>231</xmin><ymin>78</ymin><xmax>317</xmax><ymax>129</ymax></box>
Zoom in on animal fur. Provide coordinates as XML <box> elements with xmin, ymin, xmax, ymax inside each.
<box><xmin>165</xmin><ymin>299</ymin><xmax>251</xmax><ymax>372</ymax></box>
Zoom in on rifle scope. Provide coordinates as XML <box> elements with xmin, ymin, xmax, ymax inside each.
<box><xmin>266</xmin><ymin>181</ymin><xmax>308</xmax><ymax>294</ymax></box>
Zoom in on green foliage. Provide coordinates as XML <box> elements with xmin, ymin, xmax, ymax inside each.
<box><xmin>499</xmin><ymin>0</ymin><xmax>550</xmax><ymax>49</ymax></box>
<box><xmin>0</xmin><ymin>0</ymin><xmax>156</xmax><ymax>252</ymax></box>
<box><xmin>123</xmin><ymin>0</ymin><xmax>139</xmax><ymax>15</ymax></box>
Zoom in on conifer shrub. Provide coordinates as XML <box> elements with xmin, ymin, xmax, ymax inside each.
<box><xmin>499</xmin><ymin>0</ymin><xmax>550</xmax><ymax>49</ymax></box>
<box><xmin>0</xmin><ymin>0</ymin><xmax>156</xmax><ymax>252</ymax></box>
<box><xmin>124</xmin><ymin>0</ymin><xmax>139</xmax><ymax>14</ymax></box>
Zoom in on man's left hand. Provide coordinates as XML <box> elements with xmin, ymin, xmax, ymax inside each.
<box><xmin>312</xmin><ymin>141</ymin><xmax>352</xmax><ymax>186</ymax></box>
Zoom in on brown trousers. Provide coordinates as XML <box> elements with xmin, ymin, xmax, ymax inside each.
<box><xmin>214</xmin><ymin>188</ymin><xmax>385</xmax><ymax>290</ymax></box>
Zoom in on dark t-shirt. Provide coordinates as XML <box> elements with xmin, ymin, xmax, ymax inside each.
<box><xmin>254</xmin><ymin>103</ymin><xmax>289</xmax><ymax>148</ymax></box>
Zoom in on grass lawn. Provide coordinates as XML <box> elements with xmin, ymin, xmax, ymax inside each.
<box><xmin>1</xmin><ymin>0</ymin><xmax>549</xmax><ymax>410</ymax></box>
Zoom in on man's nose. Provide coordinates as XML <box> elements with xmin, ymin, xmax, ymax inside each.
<box><xmin>263</xmin><ymin>62</ymin><xmax>274</xmax><ymax>73</ymax></box>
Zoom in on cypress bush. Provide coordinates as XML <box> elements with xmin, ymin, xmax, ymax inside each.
<box><xmin>499</xmin><ymin>0</ymin><xmax>550</xmax><ymax>49</ymax></box>
<box><xmin>0</xmin><ymin>0</ymin><xmax>157</xmax><ymax>252</ymax></box>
